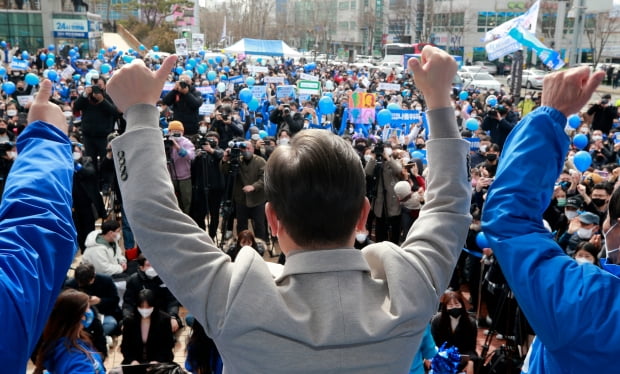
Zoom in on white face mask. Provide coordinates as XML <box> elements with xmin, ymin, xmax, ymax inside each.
<box><xmin>385</xmin><ymin>148</ymin><xmax>393</xmax><ymax>157</ymax></box>
<box><xmin>199</xmin><ymin>126</ymin><xmax>207</xmax><ymax>134</ymax></box>
<box><xmin>577</xmin><ymin>227</ymin><xmax>594</xmax><ymax>240</ymax></box>
<box><xmin>7</xmin><ymin>151</ymin><xmax>16</xmax><ymax>159</ymax></box>
<box><xmin>575</xmin><ymin>257</ymin><xmax>594</xmax><ymax>265</ymax></box>
<box><xmin>401</xmin><ymin>157</ymin><xmax>410</xmax><ymax>165</ymax></box>
<box><xmin>364</xmin><ymin>154</ymin><xmax>372</xmax><ymax>163</ymax></box>
<box><xmin>565</xmin><ymin>210</ymin><xmax>579</xmax><ymax>220</ymax></box>
<box><xmin>144</xmin><ymin>267</ymin><xmax>158</xmax><ymax>279</ymax></box>
<box><xmin>138</xmin><ymin>307</ymin><xmax>154</xmax><ymax>318</ymax></box>
<box><xmin>6</xmin><ymin>109</ymin><xmax>17</xmax><ymax>117</ymax></box>
<box><xmin>355</xmin><ymin>233</ymin><xmax>367</xmax><ymax>242</ymax></box>
<box><xmin>592</xmin><ymin>135</ymin><xmax>603</xmax><ymax>141</ymax></box>
<box><xmin>72</xmin><ymin>152</ymin><xmax>82</xmax><ymax>161</ymax></box>
<box><xmin>455</xmin><ymin>110</ymin><xmax>461</xmax><ymax>117</ymax></box>
<box><xmin>479</xmin><ymin>145</ymin><xmax>488</xmax><ymax>153</ymax></box>
<box><xmin>278</xmin><ymin>138</ymin><xmax>290</xmax><ymax>145</ymax></box>
<box><xmin>63</xmin><ymin>111</ymin><xmax>73</xmax><ymax>119</ymax></box>
<box><xmin>251</xmin><ymin>133</ymin><xmax>260</xmax><ymax>141</ymax></box>
<box><xmin>114</xmin><ymin>232</ymin><xmax>121</xmax><ymax>242</ymax></box>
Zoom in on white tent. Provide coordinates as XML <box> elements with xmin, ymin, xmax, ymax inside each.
<box><xmin>224</xmin><ymin>38</ymin><xmax>301</xmax><ymax>57</ymax></box>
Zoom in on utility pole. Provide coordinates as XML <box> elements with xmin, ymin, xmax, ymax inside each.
<box><xmin>569</xmin><ymin>0</ymin><xmax>586</xmax><ymax>66</ymax></box>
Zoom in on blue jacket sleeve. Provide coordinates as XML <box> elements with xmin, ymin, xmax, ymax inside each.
<box><xmin>482</xmin><ymin>107</ymin><xmax>620</xmax><ymax>355</ymax></box>
<box><xmin>0</xmin><ymin>121</ymin><xmax>76</xmax><ymax>372</ymax></box>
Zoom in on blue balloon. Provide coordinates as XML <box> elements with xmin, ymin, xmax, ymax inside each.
<box><xmin>113</xmin><ymin>46</ymin><xmax>117</xmax><ymax>50</ymax></box>
<box><xmin>2</xmin><ymin>81</ymin><xmax>16</xmax><ymax>95</ymax></box>
<box><xmin>175</xmin><ymin>66</ymin><xmax>183</xmax><ymax>75</ymax></box>
<box><xmin>40</xmin><ymin>52</ymin><xmax>47</xmax><ymax>61</ymax></box>
<box><xmin>223</xmin><ymin>66</ymin><xmax>230</xmax><ymax>73</ymax></box>
<box><xmin>73</xmin><ymin>74</ymin><xmax>81</xmax><ymax>81</ymax></box>
<box><xmin>46</xmin><ymin>58</ymin><xmax>55</xmax><ymax>67</ymax></box>
<box><xmin>220</xmin><ymin>74</ymin><xmax>227</xmax><ymax>81</ymax></box>
<box><xmin>0</xmin><ymin>41</ymin><xmax>6</xmax><ymax>48</ymax></box>
<box><xmin>387</xmin><ymin>103</ymin><xmax>400</xmax><ymax>111</ymax></box>
<box><xmin>123</xmin><ymin>55</ymin><xmax>135</xmax><ymax>63</ymax></box>
<box><xmin>239</xmin><ymin>88</ymin><xmax>253</xmax><ymax>104</ymax></box>
<box><xmin>25</xmin><ymin>73</ymin><xmax>39</xmax><ymax>86</ymax></box>
<box><xmin>319</xmin><ymin>96</ymin><xmax>335</xmax><ymax>114</ymax></box>
<box><xmin>0</xmin><ymin>66</ymin><xmax>6</xmax><ymax>77</ymax></box>
<box><xmin>246</xmin><ymin>76</ymin><xmax>255</xmax><ymax>87</ymax></box>
<box><xmin>47</xmin><ymin>70</ymin><xmax>58</xmax><ymax>82</ymax></box>
<box><xmin>215</xmin><ymin>56</ymin><xmax>223</xmax><ymax>64</ymax></box>
<box><xmin>459</xmin><ymin>91</ymin><xmax>469</xmax><ymax>101</ymax></box>
<box><xmin>248</xmin><ymin>97</ymin><xmax>260</xmax><ymax>111</ymax></box>
<box><xmin>128</xmin><ymin>48</ymin><xmax>134</xmax><ymax>54</ymax></box>
<box><xmin>208</xmin><ymin>58</ymin><xmax>215</xmax><ymax>66</ymax></box>
<box><xmin>377</xmin><ymin>109</ymin><xmax>392</xmax><ymax>126</ymax></box>
<box><xmin>153</xmin><ymin>45</ymin><xmax>159</xmax><ymax>52</ymax></box>
<box><xmin>197</xmin><ymin>64</ymin><xmax>206</xmax><ymax>74</ymax></box>
<box><xmin>572</xmin><ymin>133</ymin><xmax>588</xmax><ymax>150</ymax></box>
<box><xmin>198</xmin><ymin>50</ymin><xmax>205</xmax><ymax>56</ymax></box>
<box><xmin>139</xmin><ymin>44</ymin><xmax>146</xmax><ymax>51</ymax></box>
<box><xmin>154</xmin><ymin>64</ymin><xmax>161</xmax><ymax>70</ymax></box>
<box><xmin>486</xmin><ymin>95</ymin><xmax>498</xmax><ymax>107</ymax></box>
<box><xmin>184</xmin><ymin>63</ymin><xmax>192</xmax><ymax>70</ymax></box>
<box><xmin>475</xmin><ymin>232</ymin><xmax>489</xmax><ymax>249</ymax></box>
<box><xmin>100</xmin><ymin>48</ymin><xmax>105</xmax><ymax>54</ymax></box>
<box><xmin>48</xmin><ymin>44</ymin><xmax>55</xmax><ymax>52</ymax></box>
<box><xmin>207</xmin><ymin>70</ymin><xmax>217</xmax><ymax>81</ymax></box>
<box><xmin>184</xmin><ymin>70</ymin><xmax>194</xmax><ymax>79</ymax></box>
<box><xmin>465</xmin><ymin>118</ymin><xmax>479</xmax><ymax>131</ymax></box>
<box><xmin>21</xmin><ymin>51</ymin><xmax>29</xmax><ymax>60</ymax></box>
<box><xmin>567</xmin><ymin>114</ymin><xmax>581</xmax><ymax>129</ymax></box>
<box><xmin>187</xmin><ymin>58</ymin><xmax>196</xmax><ymax>67</ymax></box>
<box><xmin>107</xmin><ymin>47</ymin><xmax>114</xmax><ymax>53</ymax></box>
<box><xmin>303</xmin><ymin>62</ymin><xmax>316</xmax><ymax>72</ymax></box>
<box><xmin>259</xmin><ymin>130</ymin><xmax>268</xmax><ymax>139</ymax></box>
<box><xmin>573</xmin><ymin>150</ymin><xmax>592</xmax><ymax>172</ymax></box>
<box><xmin>100</xmin><ymin>63</ymin><xmax>112</xmax><ymax>74</ymax></box>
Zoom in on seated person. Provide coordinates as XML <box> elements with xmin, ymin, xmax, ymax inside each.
<box><xmin>82</xmin><ymin>219</ymin><xmax>128</xmax><ymax>279</ymax></box>
<box><xmin>121</xmin><ymin>289</ymin><xmax>175</xmax><ymax>365</ymax></box>
<box><xmin>123</xmin><ymin>255</ymin><xmax>183</xmax><ymax>333</ymax></box>
<box><xmin>226</xmin><ymin>229</ymin><xmax>264</xmax><ymax>261</ymax></box>
<box><xmin>430</xmin><ymin>290</ymin><xmax>478</xmax><ymax>373</ymax></box>
<box><xmin>64</xmin><ymin>262</ymin><xmax>122</xmax><ymax>337</ymax></box>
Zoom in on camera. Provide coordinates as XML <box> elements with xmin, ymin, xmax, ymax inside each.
<box><xmin>228</xmin><ymin>141</ymin><xmax>246</xmax><ymax>163</ymax></box>
<box><xmin>179</xmin><ymin>81</ymin><xmax>189</xmax><ymax>89</ymax></box>
<box><xmin>91</xmin><ymin>86</ymin><xmax>102</xmax><ymax>95</ymax></box>
<box><xmin>373</xmin><ymin>141</ymin><xmax>385</xmax><ymax>158</ymax></box>
<box><xmin>198</xmin><ymin>136</ymin><xmax>217</xmax><ymax>148</ymax></box>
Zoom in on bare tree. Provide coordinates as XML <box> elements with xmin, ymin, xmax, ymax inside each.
<box><xmin>584</xmin><ymin>12</ymin><xmax>620</xmax><ymax>69</ymax></box>
<box><xmin>118</xmin><ymin>0</ymin><xmax>194</xmax><ymax>28</ymax></box>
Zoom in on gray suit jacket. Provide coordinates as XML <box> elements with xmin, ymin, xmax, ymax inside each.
<box><xmin>112</xmin><ymin>104</ymin><xmax>471</xmax><ymax>373</ymax></box>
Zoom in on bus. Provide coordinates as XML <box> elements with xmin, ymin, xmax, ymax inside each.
<box><xmin>383</xmin><ymin>43</ymin><xmax>433</xmax><ymax>64</ymax></box>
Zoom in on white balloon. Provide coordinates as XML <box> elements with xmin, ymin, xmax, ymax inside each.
<box><xmin>217</xmin><ymin>82</ymin><xmax>226</xmax><ymax>93</ymax></box>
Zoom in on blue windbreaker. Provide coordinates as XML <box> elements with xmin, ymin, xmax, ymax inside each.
<box><xmin>482</xmin><ymin>107</ymin><xmax>620</xmax><ymax>373</ymax></box>
<box><xmin>44</xmin><ymin>338</ymin><xmax>105</xmax><ymax>374</ymax></box>
<box><xmin>0</xmin><ymin>121</ymin><xmax>76</xmax><ymax>372</ymax></box>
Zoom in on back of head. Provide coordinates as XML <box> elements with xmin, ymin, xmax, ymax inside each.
<box><xmin>100</xmin><ymin>219</ymin><xmax>120</xmax><ymax>235</ymax></box>
<box><xmin>75</xmin><ymin>262</ymin><xmax>96</xmax><ymax>287</ymax></box>
<box><xmin>265</xmin><ymin>129</ymin><xmax>366</xmax><ymax>247</ymax></box>
<box><xmin>609</xmin><ymin>185</ymin><xmax>620</xmax><ymax>222</ymax></box>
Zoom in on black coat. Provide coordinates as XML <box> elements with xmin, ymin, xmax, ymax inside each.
<box><xmin>430</xmin><ymin>312</ymin><xmax>478</xmax><ymax>357</ymax></box>
<box><xmin>65</xmin><ymin>274</ymin><xmax>121</xmax><ymax>319</ymax></box>
<box><xmin>73</xmin><ymin>93</ymin><xmax>119</xmax><ymax>138</ymax></box>
<box><xmin>120</xmin><ymin>310</ymin><xmax>174</xmax><ymax>364</ymax></box>
<box><xmin>123</xmin><ymin>270</ymin><xmax>180</xmax><ymax>321</ymax></box>
<box><xmin>162</xmin><ymin>87</ymin><xmax>203</xmax><ymax>135</ymax></box>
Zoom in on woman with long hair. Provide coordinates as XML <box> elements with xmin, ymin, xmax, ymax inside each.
<box><xmin>34</xmin><ymin>289</ymin><xmax>105</xmax><ymax>373</ymax></box>
<box><xmin>185</xmin><ymin>320</ymin><xmax>223</xmax><ymax>374</ymax></box>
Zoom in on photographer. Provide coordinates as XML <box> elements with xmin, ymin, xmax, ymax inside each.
<box><xmin>73</xmin><ymin>76</ymin><xmax>120</xmax><ymax>182</ymax></box>
<box><xmin>211</xmin><ymin>105</ymin><xmax>243</xmax><ymax>147</ymax></box>
<box><xmin>481</xmin><ymin>104</ymin><xmax>515</xmax><ymax>150</ymax></box>
<box><xmin>587</xmin><ymin>94</ymin><xmax>618</xmax><ymax>135</ymax></box>
<box><xmin>190</xmin><ymin>131</ymin><xmax>225</xmax><ymax>240</ymax></box>
<box><xmin>220</xmin><ymin>139</ymin><xmax>268</xmax><ymax>244</ymax></box>
<box><xmin>165</xmin><ymin>121</ymin><xmax>195</xmax><ymax>214</ymax></box>
<box><xmin>162</xmin><ymin>74</ymin><xmax>203</xmax><ymax>137</ymax></box>
<box><xmin>269</xmin><ymin>102</ymin><xmax>304</xmax><ymax>138</ymax></box>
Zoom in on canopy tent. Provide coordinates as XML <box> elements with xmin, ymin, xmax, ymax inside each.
<box><xmin>224</xmin><ymin>38</ymin><xmax>301</xmax><ymax>57</ymax></box>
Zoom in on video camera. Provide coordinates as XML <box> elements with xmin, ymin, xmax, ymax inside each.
<box><xmin>228</xmin><ymin>141</ymin><xmax>247</xmax><ymax>163</ymax></box>
<box><xmin>373</xmin><ymin>141</ymin><xmax>385</xmax><ymax>161</ymax></box>
<box><xmin>197</xmin><ymin>135</ymin><xmax>217</xmax><ymax>148</ymax></box>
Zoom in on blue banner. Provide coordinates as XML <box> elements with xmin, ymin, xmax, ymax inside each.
<box><xmin>228</xmin><ymin>75</ymin><xmax>244</xmax><ymax>84</ymax></box>
<box><xmin>11</xmin><ymin>57</ymin><xmax>29</xmax><ymax>71</ymax></box>
<box><xmin>508</xmin><ymin>26</ymin><xmax>564</xmax><ymax>70</ymax></box>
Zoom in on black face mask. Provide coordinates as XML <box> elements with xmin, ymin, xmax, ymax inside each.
<box><xmin>447</xmin><ymin>307</ymin><xmax>463</xmax><ymax>318</ymax></box>
<box><xmin>486</xmin><ymin>153</ymin><xmax>498</xmax><ymax>162</ymax></box>
<box><xmin>0</xmin><ymin>128</ymin><xmax>6</xmax><ymax>135</ymax></box>
<box><xmin>416</xmin><ymin>144</ymin><xmax>425</xmax><ymax>150</ymax></box>
<box><xmin>355</xmin><ymin>144</ymin><xmax>366</xmax><ymax>151</ymax></box>
<box><xmin>592</xmin><ymin>198</ymin><xmax>607</xmax><ymax>207</ymax></box>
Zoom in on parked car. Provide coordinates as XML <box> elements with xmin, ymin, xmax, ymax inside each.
<box><xmin>377</xmin><ymin>62</ymin><xmax>404</xmax><ymax>75</ymax></box>
<box><xmin>460</xmin><ymin>72</ymin><xmax>502</xmax><ymax>92</ymax></box>
<box><xmin>507</xmin><ymin>69</ymin><xmax>546</xmax><ymax>89</ymax></box>
<box><xmin>473</xmin><ymin>61</ymin><xmax>498</xmax><ymax>75</ymax></box>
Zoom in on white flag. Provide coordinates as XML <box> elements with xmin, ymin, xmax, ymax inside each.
<box><xmin>483</xmin><ymin>0</ymin><xmax>540</xmax><ymax>42</ymax></box>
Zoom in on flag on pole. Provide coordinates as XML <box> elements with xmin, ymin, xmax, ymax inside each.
<box><xmin>482</xmin><ymin>0</ymin><xmax>540</xmax><ymax>42</ymax></box>
<box><xmin>220</xmin><ymin>17</ymin><xmax>227</xmax><ymax>44</ymax></box>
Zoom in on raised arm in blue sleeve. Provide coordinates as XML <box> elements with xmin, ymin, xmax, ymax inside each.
<box><xmin>0</xmin><ymin>121</ymin><xmax>76</xmax><ymax>373</ymax></box>
<box><xmin>482</xmin><ymin>107</ymin><xmax>620</xmax><ymax>372</ymax></box>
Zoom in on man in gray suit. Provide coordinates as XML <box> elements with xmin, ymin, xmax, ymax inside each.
<box><xmin>107</xmin><ymin>46</ymin><xmax>471</xmax><ymax>373</ymax></box>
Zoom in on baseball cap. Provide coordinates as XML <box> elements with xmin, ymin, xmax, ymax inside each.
<box><xmin>578</xmin><ymin>212</ymin><xmax>600</xmax><ymax>225</ymax></box>
<box><xmin>566</xmin><ymin>196</ymin><xmax>583</xmax><ymax>209</ymax></box>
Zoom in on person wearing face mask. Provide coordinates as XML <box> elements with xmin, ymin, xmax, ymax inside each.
<box><xmin>11</xmin><ymin>79</ymin><xmax>35</xmax><ymax>112</ymax></box>
<box><xmin>123</xmin><ymin>255</ymin><xmax>183</xmax><ymax>333</ymax></box>
<box><xmin>269</xmin><ymin>102</ymin><xmax>304</xmax><ymax>139</ymax></box>
<box><xmin>476</xmin><ymin>142</ymin><xmax>500</xmax><ymax>178</ymax></box>
<box><xmin>0</xmin><ymin>119</ymin><xmax>15</xmax><ymax>142</ymax></box>
<box><xmin>430</xmin><ymin>290</ymin><xmax>478</xmax><ymax>373</ymax></box>
<box><xmin>517</xmin><ymin>93</ymin><xmax>536</xmax><ymax>117</ymax></box>
<box><xmin>33</xmin><ymin>289</ymin><xmax>106</xmax><ymax>374</ymax></box>
<box><xmin>82</xmin><ymin>219</ymin><xmax>128</xmax><ymax>280</ymax></box>
<box><xmin>572</xmin><ymin>242</ymin><xmax>600</xmax><ymax>267</ymax></box>
<box><xmin>557</xmin><ymin>211</ymin><xmax>600</xmax><ymax>256</ymax></box>
<box><xmin>221</xmin><ymin>139</ymin><xmax>269</xmax><ymax>245</ymax></box>
<box><xmin>71</xmin><ymin>143</ymin><xmax>106</xmax><ymax>254</ymax></box>
<box><xmin>121</xmin><ymin>288</ymin><xmax>175</xmax><ymax>365</ymax></box>
<box><xmin>166</xmin><ymin>120</ymin><xmax>196</xmax><ymax>215</ymax></box>
<box><xmin>581</xmin><ymin>182</ymin><xmax>612</xmax><ymax>224</ymax></box>
<box><xmin>161</xmin><ymin>74</ymin><xmax>203</xmax><ymax>136</ymax></box>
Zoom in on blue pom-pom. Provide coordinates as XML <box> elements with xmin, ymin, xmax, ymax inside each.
<box><xmin>430</xmin><ymin>343</ymin><xmax>461</xmax><ymax>374</ymax></box>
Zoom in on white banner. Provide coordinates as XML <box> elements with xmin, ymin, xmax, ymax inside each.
<box><xmin>249</xmin><ymin>66</ymin><xmax>269</xmax><ymax>73</ymax></box>
<box><xmin>199</xmin><ymin>103</ymin><xmax>215</xmax><ymax>115</ymax></box>
<box><xmin>300</xmin><ymin>73</ymin><xmax>319</xmax><ymax>81</ymax></box>
<box><xmin>174</xmin><ymin>38</ymin><xmax>188</xmax><ymax>56</ymax></box>
<box><xmin>264</xmin><ymin>76</ymin><xmax>284</xmax><ymax>84</ymax></box>
<box><xmin>485</xmin><ymin>35</ymin><xmax>522</xmax><ymax>61</ymax></box>
<box><xmin>192</xmin><ymin>33</ymin><xmax>204</xmax><ymax>51</ymax></box>
<box><xmin>378</xmin><ymin>82</ymin><xmax>401</xmax><ymax>91</ymax></box>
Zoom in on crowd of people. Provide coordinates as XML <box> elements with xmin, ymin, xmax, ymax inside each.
<box><xmin>0</xmin><ymin>40</ymin><xmax>619</xmax><ymax>373</ymax></box>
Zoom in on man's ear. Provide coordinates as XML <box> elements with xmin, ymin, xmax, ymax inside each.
<box><xmin>265</xmin><ymin>202</ymin><xmax>279</xmax><ymax>237</ymax></box>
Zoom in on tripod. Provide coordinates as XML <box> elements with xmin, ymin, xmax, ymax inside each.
<box><xmin>219</xmin><ymin>155</ymin><xmax>239</xmax><ymax>250</ymax></box>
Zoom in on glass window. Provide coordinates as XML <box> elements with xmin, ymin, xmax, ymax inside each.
<box><xmin>339</xmin><ymin>1</ymin><xmax>348</xmax><ymax>10</ymax></box>
<box><xmin>351</xmin><ymin>0</ymin><xmax>356</xmax><ymax>9</ymax></box>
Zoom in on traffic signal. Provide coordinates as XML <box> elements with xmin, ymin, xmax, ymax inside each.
<box><xmin>182</xmin><ymin>31</ymin><xmax>189</xmax><ymax>38</ymax></box>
